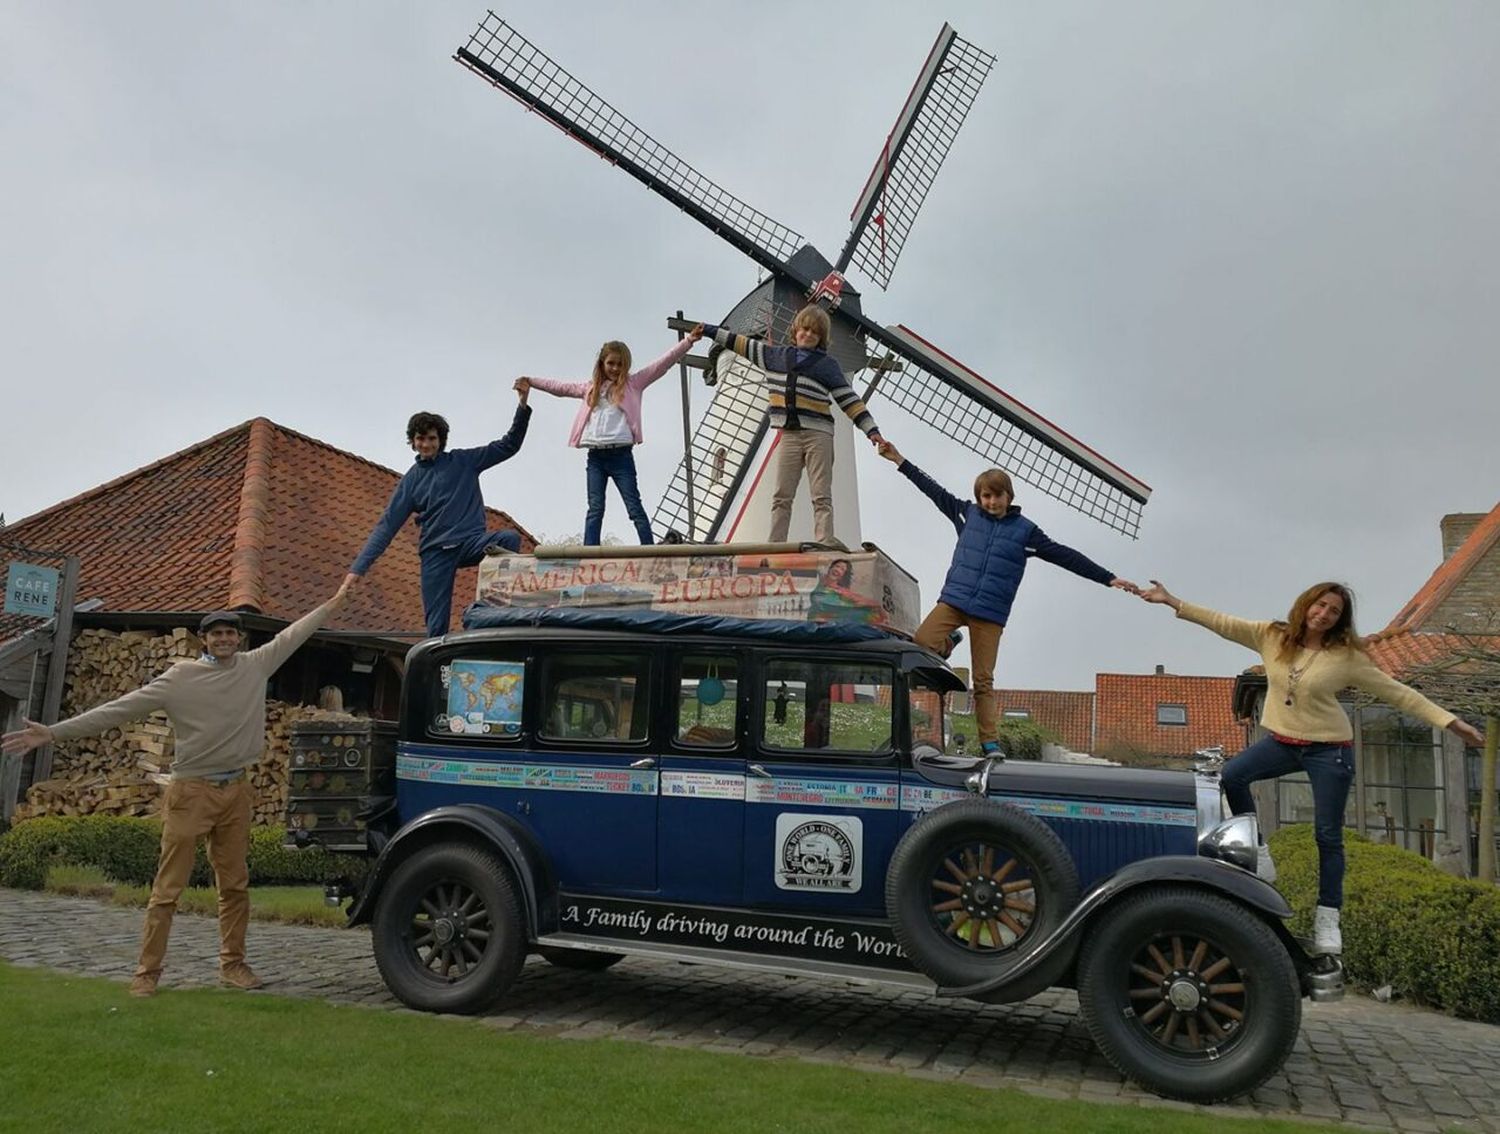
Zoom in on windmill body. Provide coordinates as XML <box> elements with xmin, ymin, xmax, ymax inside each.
<box><xmin>456</xmin><ymin>18</ymin><xmax>1151</xmax><ymax>545</ymax></box>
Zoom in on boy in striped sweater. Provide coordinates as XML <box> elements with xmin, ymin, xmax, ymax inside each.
<box><xmin>703</xmin><ymin>305</ymin><xmax>883</xmax><ymax>545</ymax></box>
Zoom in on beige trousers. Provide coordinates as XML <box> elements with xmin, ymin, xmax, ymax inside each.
<box><xmin>135</xmin><ymin>776</ymin><xmax>252</xmax><ymax>979</ymax></box>
<box><xmin>915</xmin><ymin>602</ymin><xmax>1005</xmax><ymax>744</ymax></box>
<box><xmin>769</xmin><ymin>428</ymin><xmax>836</xmax><ymax>544</ymax></box>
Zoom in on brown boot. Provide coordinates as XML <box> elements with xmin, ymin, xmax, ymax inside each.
<box><xmin>129</xmin><ymin>973</ymin><xmax>159</xmax><ymax>998</ymax></box>
<box><xmin>220</xmin><ymin>962</ymin><xmax>263</xmax><ymax>990</ymax></box>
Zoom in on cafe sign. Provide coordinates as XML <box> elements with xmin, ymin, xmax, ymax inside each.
<box><xmin>5</xmin><ymin>561</ymin><xmax>59</xmax><ymax>617</ymax></box>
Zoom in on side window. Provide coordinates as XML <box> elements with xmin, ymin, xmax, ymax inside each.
<box><xmin>762</xmin><ymin>659</ymin><xmax>894</xmax><ymax>755</ymax></box>
<box><xmin>430</xmin><ymin>657</ymin><xmax>526</xmax><ymax>740</ymax></box>
<box><xmin>676</xmin><ymin>653</ymin><xmax>739</xmax><ymax>749</ymax></box>
<box><xmin>540</xmin><ymin>653</ymin><xmax>650</xmax><ymax>744</ymax></box>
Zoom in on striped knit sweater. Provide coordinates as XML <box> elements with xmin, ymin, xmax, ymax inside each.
<box><xmin>706</xmin><ymin>326</ymin><xmax>881</xmax><ymax>439</ymax></box>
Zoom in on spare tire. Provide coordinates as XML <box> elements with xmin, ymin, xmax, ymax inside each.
<box><xmin>886</xmin><ymin>797</ymin><xmax>1080</xmax><ymax>992</ymax></box>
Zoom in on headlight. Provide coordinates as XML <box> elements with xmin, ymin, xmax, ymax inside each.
<box><xmin>1199</xmin><ymin>814</ymin><xmax>1259</xmax><ymax>873</ymax></box>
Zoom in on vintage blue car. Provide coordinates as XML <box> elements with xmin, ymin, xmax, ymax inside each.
<box><xmin>297</xmin><ymin>606</ymin><xmax>1342</xmax><ymax>1103</ymax></box>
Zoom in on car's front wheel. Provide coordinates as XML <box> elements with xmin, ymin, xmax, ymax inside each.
<box><xmin>1076</xmin><ymin>885</ymin><xmax>1301</xmax><ymax>1102</ymax></box>
<box><xmin>372</xmin><ymin>843</ymin><xmax>526</xmax><ymax>1014</ymax></box>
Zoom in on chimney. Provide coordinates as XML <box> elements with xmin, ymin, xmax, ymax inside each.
<box><xmin>1441</xmin><ymin>513</ymin><xmax>1485</xmax><ymax>560</ymax></box>
<box><xmin>1155</xmin><ymin>664</ymin><xmax>1165</xmax><ymax>676</ymax></box>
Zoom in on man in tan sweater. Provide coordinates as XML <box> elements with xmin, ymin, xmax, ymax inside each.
<box><xmin>2</xmin><ymin>583</ymin><xmax>350</xmax><ymax>996</ymax></box>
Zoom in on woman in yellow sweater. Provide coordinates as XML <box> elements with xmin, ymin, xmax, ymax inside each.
<box><xmin>1141</xmin><ymin>579</ymin><xmax>1484</xmax><ymax>955</ymax></box>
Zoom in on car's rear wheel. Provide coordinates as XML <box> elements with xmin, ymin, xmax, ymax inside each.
<box><xmin>537</xmin><ymin>946</ymin><xmax>626</xmax><ymax>971</ymax></box>
<box><xmin>372</xmin><ymin>843</ymin><xmax>526</xmax><ymax>1014</ymax></box>
<box><xmin>886</xmin><ymin>798</ymin><xmax>1079</xmax><ymax>993</ymax></box>
<box><xmin>1077</xmin><ymin>885</ymin><xmax>1301</xmax><ymax>1102</ymax></box>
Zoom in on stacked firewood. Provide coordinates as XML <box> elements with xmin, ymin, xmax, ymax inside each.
<box><xmin>14</xmin><ymin>626</ymin><xmax>350</xmax><ymax>825</ymax></box>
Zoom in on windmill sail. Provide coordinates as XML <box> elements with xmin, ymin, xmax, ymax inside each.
<box><xmin>458</xmin><ymin>16</ymin><xmax>1151</xmax><ymax>544</ymax></box>
<box><xmin>456</xmin><ymin>15</ymin><xmax>804</xmax><ymax>275</ymax></box>
<box><xmin>863</xmin><ymin>324</ymin><xmax>1151</xmax><ymax>537</ymax></box>
<box><xmin>836</xmin><ymin>25</ymin><xmax>996</xmax><ymax>290</ymax></box>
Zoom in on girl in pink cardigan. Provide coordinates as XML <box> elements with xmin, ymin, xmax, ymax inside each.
<box><xmin>519</xmin><ymin>326</ymin><xmax>702</xmax><ymax>545</ymax></box>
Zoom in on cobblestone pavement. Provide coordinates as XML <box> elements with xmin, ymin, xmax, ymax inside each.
<box><xmin>4</xmin><ymin>888</ymin><xmax>1499</xmax><ymax>1132</ymax></box>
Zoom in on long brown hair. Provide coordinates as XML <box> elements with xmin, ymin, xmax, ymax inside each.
<box><xmin>1271</xmin><ymin>581</ymin><xmax>1362</xmax><ymax>661</ymax></box>
<box><xmin>586</xmin><ymin>341</ymin><xmax>632</xmax><ymax>408</ymax></box>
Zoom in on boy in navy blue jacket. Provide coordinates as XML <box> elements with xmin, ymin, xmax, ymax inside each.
<box><xmin>346</xmin><ymin>383</ymin><xmax>530</xmax><ymax>637</ymax></box>
<box><xmin>878</xmin><ymin>441</ymin><xmax>1139</xmax><ymax>755</ymax></box>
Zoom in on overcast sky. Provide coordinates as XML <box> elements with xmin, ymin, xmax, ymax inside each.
<box><xmin>4</xmin><ymin>1</ymin><xmax>1497</xmax><ymax>692</ymax></box>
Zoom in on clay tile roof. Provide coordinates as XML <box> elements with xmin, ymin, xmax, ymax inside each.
<box><xmin>992</xmin><ymin>689</ymin><xmax>1094</xmax><ymax>753</ymax></box>
<box><xmin>0</xmin><ymin>418</ymin><xmax>536</xmax><ymax>640</ymax></box>
<box><xmin>1361</xmin><ymin>627</ymin><xmax>1500</xmax><ymax>681</ymax></box>
<box><xmin>1385</xmin><ymin>501</ymin><xmax>1500</xmax><ymax>633</ymax></box>
<box><xmin>1094</xmin><ymin>672</ymin><xmax>1247</xmax><ymax>757</ymax></box>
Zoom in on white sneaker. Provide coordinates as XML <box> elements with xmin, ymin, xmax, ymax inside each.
<box><xmin>1256</xmin><ymin>844</ymin><xmax>1277</xmax><ymax>883</ymax></box>
<box><xmin>1313</xmin><ymin>905</ymin><xmax>1342</xmax><ymax>955</ymax></box>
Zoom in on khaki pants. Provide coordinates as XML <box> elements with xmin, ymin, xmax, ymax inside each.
<box><xmin>915</xmin><ymin>602</ymin><xmax>1005</xmax><ymax>744</ymax></box>
<box><xmin>769</xmin><ymin>428</ymin><xmax>836</xmax><ymax>544</ymax></box>
<box><xmin>135</xmin><ymin>776</ymin><xmax>252</xmax><ymax>980</ymax></box>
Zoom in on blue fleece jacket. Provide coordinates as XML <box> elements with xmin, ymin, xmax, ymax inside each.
<box><xmin>899</xmin><ymin>460</ymin><xmax>1114</xmax><ymax>625</ymax></box>
<box><xmin>350</xmin><ymin>404</ymin><xmax>531</xmax><ymax>575</ymax></box>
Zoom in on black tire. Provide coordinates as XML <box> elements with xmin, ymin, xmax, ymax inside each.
<box><xmin>537</xmin><ymin>946</ymin><xmax>626</xmax><ymax>972</ymax></box>
<box><xmin>885</xmin><ymin>798</ymin><xmax>1080</xmax><ymax>991</ymax></box>
<box><xmin>372</xmin><ymin>843</ymin><xmax>527</xmax><ymax>1014</ymax></box>
<box><xmin>1076</xmin><ymin>885</ymin><xmax>1302</xmax><ymax>1103</ymax></box>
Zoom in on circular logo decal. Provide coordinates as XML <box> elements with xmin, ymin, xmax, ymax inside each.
<box><xmin>779</xmin><ymin>820</ymin><xmax>855</xmax><ymax>889</ymax></box>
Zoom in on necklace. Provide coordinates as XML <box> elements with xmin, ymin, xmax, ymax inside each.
<box><xmin>1284</xmin><ymin>646</ymin><xmax>1321</xmax><ymax>707</ymax></box>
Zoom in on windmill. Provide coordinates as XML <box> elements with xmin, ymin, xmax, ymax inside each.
<box><xmin>455</xmin><ymin>16</ymin><xmax>1151</xmax><ymax>545</ymax></box>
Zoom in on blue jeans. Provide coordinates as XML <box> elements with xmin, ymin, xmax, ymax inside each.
<box><xmin>420</xmin><ymin>528</ymin><xmax>521</xmax><ymax>638</ymax></box>
<box><xmin>585</xmin><ymin>446</ymin><xmax>653</xmax><ymax>546</ymax></box>
<box><xmin>1221</xmin><ymin>734</ymin><xmax>1354</xmax><ymax>908</ymax></box>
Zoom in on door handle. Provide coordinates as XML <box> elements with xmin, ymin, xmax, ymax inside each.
<box><xmin>630</xmin><ymin>757</ymin><xmax>657</xmax><ymax>769</ymax></box>
<box><xmin>748</xmin><ymin>763</ymin><xmax>773</xmax><ymax>779</ymax></box>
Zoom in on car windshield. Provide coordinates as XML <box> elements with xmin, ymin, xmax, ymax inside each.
<box><xmin>908</xmin><ymin>674</ymin><xmax>958</xmax><ymax>756</ymax></box>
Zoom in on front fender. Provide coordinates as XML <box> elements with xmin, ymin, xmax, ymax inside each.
<box><xmin>940</xmin><ymin>855</ymin><xmax>1290</xmax><ymax>1001</ymax></box>
<box><xmin>347</xmin><ymin>805</ymin><xmax>556</xmax><ymax>936</ymax></box>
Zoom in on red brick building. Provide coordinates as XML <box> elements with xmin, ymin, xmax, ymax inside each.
<box><xmin>996</xmin><ymin>671</ymin><xmax>1248</xmax><ymax>766</ymax></box>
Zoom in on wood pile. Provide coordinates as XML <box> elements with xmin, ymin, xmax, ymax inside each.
<box><xmin>14</xmin><ymin>626</ymin><xmax>353</xmax><ymax>826</ymax></box>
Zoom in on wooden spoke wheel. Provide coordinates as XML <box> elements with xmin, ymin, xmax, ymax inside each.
<box><xmin>1078</xmin><ymin>886</ymin><xmax>1301</xmax><ymax>1103</ymax></box>
<box><xmin>928</xmin><ymin>839</ymin><xmax>1039</xmax><ymax>953</ymax></box>
<box><xmin>373</xmin><ymin>843</ymin><xmax>526</xmax><ymax>1014</ymax></box>
<box><xmin>408</xmin><ymin>879</ymin><xmax>494</xmax><ymax>980</ymax></box>
<box><xmin>1123</xmin><ymin>930</ymin><xmax>1247</xmax><ymax>1053</ymax></box>
<box><xmin>886</xmin><ymin>798</ymin><xmax>1078</xmax><ymax>992</ymax></box>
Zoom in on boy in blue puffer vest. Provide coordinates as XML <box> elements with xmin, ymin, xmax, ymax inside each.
<box><xmin>877</xmin><ymin>441</ymin><xmax>1140</xmax><ymax>756</ymax></box>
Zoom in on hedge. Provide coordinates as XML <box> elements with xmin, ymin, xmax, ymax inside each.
<box><xmin>1269</xmin><ymin>824</ymin><xmax>1500</xmax><ymax>1021</ymax></box>
<box><xmin>945</xmin><ymin>713</ymin><xmax>1060</xmax><ymax>761</ymax></box>
<box><xmin>0</xmin><ymin>816</ymin><xmax>358</xmax><ymax>892</ymax></box>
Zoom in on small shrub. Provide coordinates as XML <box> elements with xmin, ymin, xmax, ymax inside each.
<box><xmin>1269</xmin><ymin>824</ymin><xmax>1500</xmax><ymax>1021</ymax></box>
<box><xmin>0</xmin><ymin>816</ymin><xmax>360</xmax><ymax>891</ymax></box>
<box><xmin>947</xmin><ymin>712</ymin><xmax>1060</xmax><ymax>761</ymax></box>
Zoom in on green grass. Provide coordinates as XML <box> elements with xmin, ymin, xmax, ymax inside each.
<box><xmin>0</xmin><ymin>962</ymin><xmax>1347</xmax><ymax>1134</ymax></box>
<box><xmin>43</xmin><ymin>863</ymin><xmax>347</xmax><ymax>928</ymax></box>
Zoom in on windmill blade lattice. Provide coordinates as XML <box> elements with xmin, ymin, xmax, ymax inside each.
<box><xmin>457</xmin><ymin>15</ymin><xmax>805</xmax><ymax>276</ymax></box>
<box><xmin>837</xmin><ymin>25</ymin><xmax>996</xmax><ymax>290</ymax></box>
<box><xmin>867</xmin><ymin>325</ymin><xmax>1151</xmax><ymax>537</ymax></box>
<box><xmin>652</xmin><ymin>353</ymin><xmax>771</xmax><ymax>543</ymax></box>
<box><xmin>651</xmin><ymin>294</ymin><xmax>806</xmax><ymax>542</ymax></box>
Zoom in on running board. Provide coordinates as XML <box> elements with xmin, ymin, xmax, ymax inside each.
<box><xmin>532</xmin><ymin>932</ymin><xmax>936</xmax><ymax>991</ymax></box>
